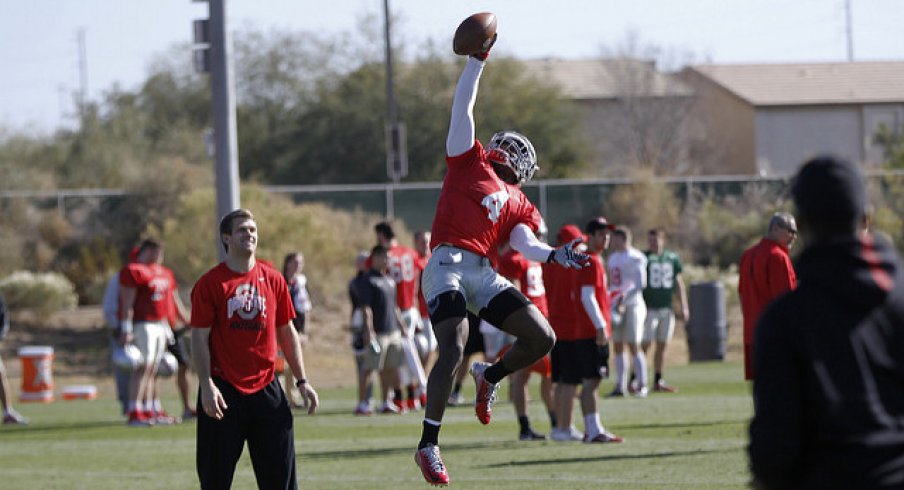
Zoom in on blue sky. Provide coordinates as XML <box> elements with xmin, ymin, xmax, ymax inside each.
<box><xmin>1</xmin><ymin>0</ymin><xmax>901</xmax><ymax>133</ymax></box>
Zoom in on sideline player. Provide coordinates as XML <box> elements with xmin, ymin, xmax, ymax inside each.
<box><xmin>606</xmin><ymin>227</ymin><xmax>649</xmax><ymax>398</ymax></box>
<box><xmin>414</xmin><ymin>37</ymin><xmax>588</xmax><ymax>485</ymax></box>
<box><xmin>496</xmin><ymin>235</ymin><xmax>555</xmax><ymax>441</ymax></box>
<box><xmin>413</xmin><ymin>230</ymin><xmax>436</xmax><ymax>378</ymax></box>
<box><xmin>191</xmin><ymin>208</ymin><xmax>318</xmax><ymax>489</ymax></box>
<box><xmin>375</xmin><ymin>222</ymin><xmax>427</xmax><ymax>410</ymax></box>
<box><xmin>642</xmin><ymin>228</ymin><xmax>688</xmax><ymax>393</ymax></box>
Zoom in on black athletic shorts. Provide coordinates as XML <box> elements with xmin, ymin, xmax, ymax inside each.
<box><xmin>292</xmin><ymin>313</ymin><xmax>306</xmax><ymax>334</ymax></box>
<box><xmin>167</xmin><ymin>329</ymin><xmax>189</xmax><ymax>367</ymax></box>
<box><xmin>550</xmin><ymin>338</ymin><xmax>608</xmax><ymax>384</ymax></box>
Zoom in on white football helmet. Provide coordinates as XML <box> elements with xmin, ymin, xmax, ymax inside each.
<box><xmin>156</xmin><ymin>352</ymin><xmax>178</xmax><ymax>377</ymax></box>
<box><xmin>112</xmin><ymin>344</ymin><xmax>143</xmax><ymax>371</ymax></box>
<box><xmin>487</xmin><ymin>130</ymin><xmax>538</xmax><ymax>184</ymax></box>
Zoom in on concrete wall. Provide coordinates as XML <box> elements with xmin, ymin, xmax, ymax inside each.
<box><xmin>755</xmin><ymin>106</ymin><xmax>862</xmax><ymax>176</ymax></box>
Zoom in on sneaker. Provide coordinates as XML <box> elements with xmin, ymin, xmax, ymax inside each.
<box><xmin>469</xmin><ymin>362</ymin><xmax>499</xmax><ymax>425</ymax></box>
<box><xmin>415</xmin><ymin>444</ymin><xmax>450</xmax><ymax>486</ymax></box>
<box><xmin>354</xmin><ymin>404</ymin><xmax>373</xmax><ymax>416</ymax></box>
<box><xmin>2</xmin><ymin>410</ymin><xmax>27</xmax><ymax>425</ymax></box>
<box><xmin>154</xmin><ymin>410</ymin><xmax>181</xmax><ymax>425</ymax></box>
<box><xmin>605</xmin><ymin>389</ymin><xmax>626</xmax><ymax>398</ymax></box>
<box><xmin>584</xmin><ymin>431</ymin><xmax>624</xmax><ymax>443</ymax></box>
<box><xmin>654</xmin><ymin>380</ymin><xmax>678</xmax><ymax>393</ymax></box>
<box><xmin>406</xmin><ymin>397</ymin><xmax>422</xmax><ymax>411</ymax></box>
<box><xmin>633</xmin><ymin>386</ymin><xmax>649</xmax><ymax>398</ymax></box>
<box><xmin>447</xmin><ymin>391</ymin><xmax>464</xmax><ymax>406</ymax></box>
<box><xmin>380</xmin><ymin>401</ymin><xmax>401</xmax><ymax>414</ymax></box>
<box><xmin>518</xmin><ymin>429</ymin><xmax>547</xmax><ymax>441</ymax></box>
<box><xmin>126</xmin><ymin>410</ymin><xmax>153</xmax><ymax>427</ymax></box>
<box><xmin>628</xmin><ymin>380</ymin><xmax>638</xmax><ymax>395</ymax></box>
<box><xmin>182</xmin><ymin>408</ymin><xmax>198</xmax><ymax>420</ymax></box>
<box><xmin>550</xmin><ymin>426</ymin><xmax>583</xmax><ymax>442</ymax></box>
<box><xmin>419</xmin><ymin>392</ymin><xmax>428</xmax><ymax>408</ymax></box>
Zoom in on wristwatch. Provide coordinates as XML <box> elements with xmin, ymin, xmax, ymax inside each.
<box><xmin>295</xmin><ymin>378</ymin><xmax>308</xmax><ymax>389</ymax></box>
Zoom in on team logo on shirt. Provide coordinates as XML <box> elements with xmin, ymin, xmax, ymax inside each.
<box><xmin>227</xmin><ymin>284</ymin><xmax>267</xmax><ymax>320</ymax></box>
<box><xmin>481</xmin><ymin>189</ymin><xmax>510</xmax><ymax>224</ymax></box>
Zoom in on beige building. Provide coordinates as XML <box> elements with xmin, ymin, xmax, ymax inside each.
<box><xmin>526</xmin><ymin>58</ymin><xmax>904</xmax><ymax>176</ymax></box>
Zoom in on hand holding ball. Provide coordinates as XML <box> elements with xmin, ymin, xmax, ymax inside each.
<box><xmin>453</xmin><ymin>12</ymin><xmax>497</xmax><ymax>58</ymax></box>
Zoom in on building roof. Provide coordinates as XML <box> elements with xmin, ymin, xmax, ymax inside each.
<box><xmin>689</xmin><ymin>61</ymin><xmax>904</xmax><ymax>106</ymax></box>
<box><xmin>522</xmin><ymin>58</ymin><xmax>692</xmax><ymax>100</ymax></box>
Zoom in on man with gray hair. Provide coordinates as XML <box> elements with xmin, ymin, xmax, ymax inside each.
<box><xmin>739</xmin><ymin>212</ymin><xmax>798</xmax><ymax>380</ymax></box>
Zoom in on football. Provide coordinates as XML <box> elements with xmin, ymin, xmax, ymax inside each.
<box><xmin>453</xmin><ymin>12</ymin><xmax>497</xmax><ymax>56</ymax></box>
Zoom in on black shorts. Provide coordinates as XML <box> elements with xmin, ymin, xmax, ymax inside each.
<box><xmin>292</xmin><ymin>313</ymin><xmax>306</xmax><ymax>334</ymax></box>
<box><xmin>463</xmin><ymin>311</ymin><xmax>485</xmax><ymax>356</ymax></box>
<box><xmin>550</xmin><ymin>338</ymin><xmax>608</xmax><ymax>384</ymax></box>
<box><xmin>167</xmin><ymin>329</ymin><xmax>189</xmax><ymax>367</ymax></box>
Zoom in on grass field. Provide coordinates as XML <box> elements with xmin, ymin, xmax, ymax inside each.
<box><xmin>0</xmin><ymin>360</ymin><xmax>753</xmax><ymax>489</ymax></box>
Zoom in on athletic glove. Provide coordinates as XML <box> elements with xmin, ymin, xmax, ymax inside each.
<box><xmin>471</xmin><ymin>33</ymin><xmax>497</xmax><ymax>61</ymax></box>
<box><xmin>546</xmin><ymin>238</ymin><xmax>590</xmax><ymax>269</ymax></box>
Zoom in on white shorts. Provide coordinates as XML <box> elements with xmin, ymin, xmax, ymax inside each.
<box><xmin>611</xmin><ymin>302</ymin><xmax>647</xmax><ymax>345</ymax></box>
<box><xmin>422</xmin><ymin>245</ymin><xmax>514</xmax><ymax>314</ymax></box>
<box><xmin>643</xmin><ymin>308</ymin><xmax>675</xmax><ymax>344</ymax></box>
<box><xmin>400</xmin><ymin>308</ymin><xmax>420</xmax><ymax>338</ymax></box>
<box><xmin>133</xmin><ymin>320</ymin><xmax>168</xmax><ymax>367</ymax></box>
<box><xmin>414</xmin><ymin>316</ymin><xmax>436</xmax><ymax>358</ymax></box>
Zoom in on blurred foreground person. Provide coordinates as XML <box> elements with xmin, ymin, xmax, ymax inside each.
<box><xmin>749</xmin><ymin>156</ymin><xmax>904</xmax><ymax>489</ymax></box>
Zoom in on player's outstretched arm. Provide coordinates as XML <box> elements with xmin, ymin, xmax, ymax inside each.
<box><xmin>509</xmin><ymin>223</ymin><xmax>589</xmax><ymax>269</ymax></box>
<box><xmin>446</xmin><ymin>57</ymin><xmax>486</xmax><ymax>158</ymax></box>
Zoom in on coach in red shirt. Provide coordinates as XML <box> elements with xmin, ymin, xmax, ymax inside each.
<box><xmin>739</xmin><ymin>212</ymin><xmax>798</xmax><ymax>380</ymax></box>
<box><xmin>191</xmin><ymin>209</ymin><xmax>319</xmax><ymax>490</ymax></box>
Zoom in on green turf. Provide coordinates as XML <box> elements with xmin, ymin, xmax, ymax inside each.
<box><xmin>0</xmin><ymin>361</ymin><xmax>753</xmax><ymax>489</ymax></box>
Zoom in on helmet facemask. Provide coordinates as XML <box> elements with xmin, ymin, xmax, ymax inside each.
<box><xmin>487</xmin><ymin>131</ymin><xmax>538</xmax><ymax>185</ymax></box>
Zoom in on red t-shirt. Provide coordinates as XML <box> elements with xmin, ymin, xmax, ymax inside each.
<box><xmin>120</xmin><ymin>263</ymin><xmax>177</xmax><ymax>322</ymax></box>
<box><xmin>543</xmin><ymin>263</ymin><xmax>580</xmax><ymax>339</ymax></box>
<box><xmin>575</xmin><ymin>254</ymin><xmax>611</xmax><ymax>339</ymax></box>
<box><xmin>190</xmin><ymin>261</ymin><xmax>295</xmax><ymax>394</ymax></box>
<box><xmin>430</xmin><ymin>141</ymin><xmax>542</xmax><ymax>257</ymax></box>
<box><xmin>387</xmin><ymin>244</ymin><xmax>420</xmax><ymax>310</ymax></box>
<box><xmin>739</xmin><ymin>238</ymin><xmax>797</xmax><ymax>345</ymax></box>
<box><xmin>416</xmin><ymin>253</ymin><xmax>429</xmax><ymax>317</ymax></box>
<box><xmin>497</xmin><ymin>248</ymin><xmax>549</xmax><ymax>318</ymax></box>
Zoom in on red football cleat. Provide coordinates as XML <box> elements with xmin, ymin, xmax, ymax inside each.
<box><xmin>415</xmin><ymin>444</ymin><xmax>449</xmax><ymax>486</ymax></box>
<box><xmin>469</xmin><ymin>362</ymin><xmax>499</xmax><ymax>425</ymax></box>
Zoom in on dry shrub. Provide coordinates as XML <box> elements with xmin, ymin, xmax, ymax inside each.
<box><xmin>604</xmin><ymin>167</ymin><xmax>681</xmax><ymax>237</ymax></box>
<box><xmin>0</xmin><ymin>271</ymin><xmax>78</xmax><ymax>319</ymax></box>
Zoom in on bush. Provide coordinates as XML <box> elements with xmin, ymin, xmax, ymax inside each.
<box><xmin>0</xmin><ymin>271</ymin><xmax>79</xmax><ymax>316</ymax></box>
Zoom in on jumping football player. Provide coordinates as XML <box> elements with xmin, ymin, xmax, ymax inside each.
<box><xmin>414</xmin><ymin>37</ymin><xmax>588</xmax><ymax>485</ymax></box>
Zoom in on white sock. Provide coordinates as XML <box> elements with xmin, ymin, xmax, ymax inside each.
<box><xmin>615</xmin><ymin>353</ymin><xmax>628</xmax><ymax>392</ymax></box>
<box><xmin>152</xmin><ymin>399</ymin><xmax>162</xmax><ymax>412</ymax></box>
<box><xmin>584</xmin><ymin>412</ymin><xmax>602</xmax><ymax>438</ymax></box>
<box><xmin>633</xmin><ymin>352</ymin><xmax>648</xmax><ymax>389</ymax></box>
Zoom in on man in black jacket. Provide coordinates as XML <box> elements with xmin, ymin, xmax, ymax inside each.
<box><xmin>749</xmin><ymin>155</ymin><xmax>904</xmax><ymax>489</ymax></box>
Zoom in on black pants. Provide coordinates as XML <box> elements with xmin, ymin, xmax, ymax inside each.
<box><xmin>196</xmin><ymin>377</ymin><xmax>297</xmax><ymax>490</ymax></box>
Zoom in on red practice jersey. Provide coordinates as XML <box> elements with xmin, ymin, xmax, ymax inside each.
<box><xmin>739</xmin><ymin>238</ymin><xmax>797</xmax><ymax>345</ymax></box>
<box><xmin>543</xmin><ymin>263</ymin><xmax>580</xmax><ymax>340</ymax></box>
<box><xmin>497</xmin><ymin>248</ymin><xmax>549</xmax><ymax>317</ymax></box>
<box><xmin>120</xmin><ymin>262</ymin><xmax>177</xmax><ymax>322</ymax></box>
<box><xmin>430</xmin><ymin>141</ymin><xmax>542</xmax><ymax>257</ymax></box>
<box><xmin>387</xmin><ymin>244</ymin><xmax>420</xmax><ymax>310</ymax></box>
<box><xmin>190</xmin><ymin>261</ymin><xmax>295</xmax><ymax>394</ymax></box>
<box><xmin>575</xmin><ymin>254</ymin><xmax>611</xmax><ymax>339</ymax></box>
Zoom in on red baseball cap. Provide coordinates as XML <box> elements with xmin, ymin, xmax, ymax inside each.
<box><xmin>557</xmin><ymin>224</ymin><xmax>586</xmax><ymax>244</ymax></box>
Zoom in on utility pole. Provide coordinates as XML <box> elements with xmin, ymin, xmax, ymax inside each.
<box><xmin>844</xmin><ymin>0</ymin><xmax>854</xmax><ymax>62</ymax></box>
<box><xmin>194</xmin><ymin>0</ymin><xmax>241</xmax><ymax>258</ymax></box>
<box><xmin>77</xmin><ymin>28</ymin><xmax>88</xmax><ymax>119</ymax></box>
<box><xmin>383</xmin><ymin>0</ymin><xmax>407</xmax><ymax>183</ymax></box>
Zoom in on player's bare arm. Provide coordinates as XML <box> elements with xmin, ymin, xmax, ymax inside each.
<box><xmin>190</xmin><ymin>326</ymin><xmax>227</xmax><ymax>420</ymax></box>
<box><xmin>277</xmin><ymin>323</ymin><xmax>319</xmax><ymax>414</ymax></box>
<box><xmin>118</xmin><ymin>285</ymin><xmax>137</xmax><ymax>345</ymax></box>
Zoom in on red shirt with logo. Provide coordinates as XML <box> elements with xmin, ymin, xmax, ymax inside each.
<box><xmin>543</xmin><ymin>263</ymin><xmax>580</xmax><ymax>340</ymax></box>
<box><xmin>430</xmin><ymin>141</ymin><xmax>542</xmax><ymax>257</ymax></box>
<box><xmin>190</xmin><ymin>261</ymin><xmax>295</xmax><ymax>394</ymax></box>
<box><xmin>387</xmin><ymin>244</ymin><xmax>420</xmax><ymax>310</ymax></box>
<box><xmin>575</xmin><ymin>254</ymin><xmax>612</xmax><ymax>339</ymax></box>
<box><xmin>497</xmin><ymin>248</ymin><xmax>549</xmax><ymax>318</ymax></box>
<box><xmin>120</xmin><ymin>263</ymin><xmax>177</xmax><ymax>322</ymax></box>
